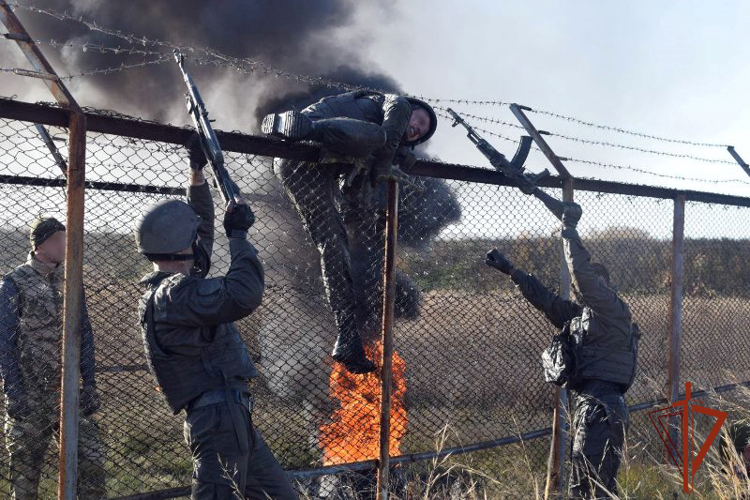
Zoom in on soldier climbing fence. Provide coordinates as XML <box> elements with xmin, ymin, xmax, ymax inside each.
<box><xmin>0</xmin><ymin>97</ymin><xmax>750</xmax><ymax>498</ymax></box>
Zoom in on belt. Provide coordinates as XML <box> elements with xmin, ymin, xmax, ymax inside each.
<box><xmin>186</xmin><ymin>388</ymin><xmax>253</xmax><ymax>414</ymax></box>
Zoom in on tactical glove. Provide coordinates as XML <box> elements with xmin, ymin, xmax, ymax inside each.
<box><xmin>486</xmin><ymin>249</ymin><xmax>514</xmax><ymax>275</ymax></box>
<box><xmin>223</xmin><ymin>203</ymin><xmax>255</xmax><ymax>239</ymax></box>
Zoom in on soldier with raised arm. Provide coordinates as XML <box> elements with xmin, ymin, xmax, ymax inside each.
<box><xmin>486</xmin><ymin>201</ymin><xmax>638</xmax><ymax>499</ymax></box>
<box><xmin>135</xmin><ymin>144</ymin><xmax>297</xmax><ymax>499</ymax></box>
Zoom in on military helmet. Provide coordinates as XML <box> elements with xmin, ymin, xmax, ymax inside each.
<box><xmin>30</xmin><ymin>216</ymin><xmax>65</xmax><ymax>249</ymax></box>
<box><xmin>405</xmin><ymin>97</ymin><xmax>438</xmax><ymax>146</ymax></box>
<box><xmin>134</xmin><ymin>199</ymin><xmax>200</xmax><ymax>259</ymax></box>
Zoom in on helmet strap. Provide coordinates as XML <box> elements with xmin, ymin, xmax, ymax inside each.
<box><xmin>144</xmin><ymin>253</ymin><xmax>194</xmax><ymax>262</ymax></box>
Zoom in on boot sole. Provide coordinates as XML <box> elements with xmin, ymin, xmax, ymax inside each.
<box><xmin>332</xmin><ymin>353</ymin><xmax>377</xmax><ymax>374</ymax></box>
<box><xmin>261</xmin><ymin>110</ymin><xmax>312</xmax><ymax>140</ymax></box>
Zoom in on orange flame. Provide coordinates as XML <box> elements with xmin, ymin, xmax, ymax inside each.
<box><xmin>319</xmin><ymin>341</ymin><xmax>407</xmax><ymax>465</ymax></box>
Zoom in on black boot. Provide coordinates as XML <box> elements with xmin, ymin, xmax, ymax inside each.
<box><xmin>261</xmin><ymin>110</ymin><xmax>317</xmax><ymax>140</ymax></box>
<box><xmin>331</xmin><ymin>328</ymin><xmax>377</xmax><ymax>374</ymax></box>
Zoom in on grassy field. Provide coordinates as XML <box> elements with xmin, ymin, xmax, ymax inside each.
<box><xmin>0</xmin><ymin>285</ymin><xmax>747</xmax><ymax>498</ymax></box>
<box><xmin>0</xmin><ymin>223</ymin><xmax>748</xmax><ymax>497</ymax></box>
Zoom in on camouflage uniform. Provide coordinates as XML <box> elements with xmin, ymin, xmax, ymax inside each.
<box><xmin>510</xmin><ymin>227</ymin><xmax>635</xmax><ymax>499</ymax></box>
<box><xmin>0</xmin><ymin>254</ymin><xmax>105</xmax><ymax>499</ymax></box>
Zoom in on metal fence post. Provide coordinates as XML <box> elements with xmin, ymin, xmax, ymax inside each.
<box><xmin>0</xmin><ymin>3</ymin><xmax>86</xmax><ymax>498</ymax></box>
<box><xmin>666</xmin><ymin>194</ymin><xmax>686</xmax><ymax>451</ymax></box>
<box><xmin>727</xmin><ymin>146</ymin><xmax>750</xmax><ymax>179</ymax></box>
<box><xmin>544</xmin><ymin>178</ymin><xmax>574</xmax><ymax>499</ymax></box>
<box><xmin>376</xmin><ymin>179</ymin><xmax>399</xmax><ymax>500</ymax></box>
<box><xmin>545</xmin><ymin>177</ymin><xmax>573</xmax><ymax>498</ymax></box>
<box><xmin>510</xmin><ymin>103</ymin><xmax>573</xmax><ymax>499</ymax></box>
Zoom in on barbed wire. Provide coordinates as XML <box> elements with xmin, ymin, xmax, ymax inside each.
<box><xmin>434</xmin><ymin>109</ymin><xmax>522</xmax><ymax>146</ymax></box>
<box><xmin>564</xmin><ymin>156</ymin><xmax>750</xmax><ymax>186</ymax></box>
<box><xmin>435</xmin><ymin>110</ymin><xmax>749</xmax><ymax>186</ymax></box>
<box><xmin>432</xmin><ymin>106</ymin><xmax>525</xmax><ymax>130</ymax></box>
<box><xmin>4</xmin><ymin>2</ymin><xmax>740</xmax><ymax>153</ymax></box>
<box><xmin>61</xmin><ymin>55</ymin><xmax>172</xmax><ymax>80</ymax></box>
<box><xmin>441</xmin><ymin>107</ymin><xmax>737</xmax><ymax>165</ymax></box>
<box><xmin>8</xmin><ymin>2</ymin><xmax>372</xmax><ymax>92</ymax></box>
<box><xmin>421</xmin><ymin>97</ymin><xmax>512</xmax><ymax>107</ymax></box>
<box><xmin>4</xmin><ymin>2</ymin><xmax>744</xmax><ymax>187</ymax></box>
<box><xmin>523</xmin><ymin>106</ymin><xmax>730</xmax><ymax>149</ymax></box>
<box><xmin>0</xmin><ymin>55</ymin><xmax>171</xmax><ymax>81</ymax></box>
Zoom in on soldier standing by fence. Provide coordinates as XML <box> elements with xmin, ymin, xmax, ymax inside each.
<box><xmin>485</xmin><ymin>201</ymin><xmax>639</xmax><ymax>499</ymax></box>
<box><xmin>0</xmin><ymin>217</ymin><xmax>105</xmax><ymax>499</ymax></box>
<box><xmin>135</xmin><ymin>145</ymin><xmax>297</xmax><ymax>499</ymax></box>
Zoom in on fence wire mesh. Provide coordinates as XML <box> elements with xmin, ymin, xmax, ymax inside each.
<box><xmin>0</xmin><ymin>109</ymin><xmax>747</xmax><ymax>498</ymax></box>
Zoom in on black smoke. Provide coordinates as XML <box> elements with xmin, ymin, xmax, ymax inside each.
<box><xmin>15</xmin><ymin>0</ymin><xmax>388</xmax><ymax>121</ymax></box>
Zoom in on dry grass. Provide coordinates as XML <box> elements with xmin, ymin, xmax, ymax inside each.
<box><xmin>1</xmin><ymin>273</ymin><xmax>749</xmax><ymax>497</ymax></box>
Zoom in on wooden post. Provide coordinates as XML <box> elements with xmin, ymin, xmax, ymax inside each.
<box><xmin>0</xmin><ymin>3</ymin><xmax>86</xmax><ymax>498</ymax></box>
<box><xmin>666</xmin><ymin>195</ymin><xmax>685</xmax><ymax>452</ymax></box>
<box><xmin>376</xmin><ymin>179</ymin><xmax>399</xmax><ymax>500</ymax></box>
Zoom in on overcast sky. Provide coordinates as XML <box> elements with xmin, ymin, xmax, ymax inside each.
<box><xmin>347</xmin><ymin>0</ymin><xmax>750</xmax><ymax>196</ymax></box>
<box><xmin>1</xmin><ymin>1</ymin><xmax>749</xmax><ymax>237</ymax></box>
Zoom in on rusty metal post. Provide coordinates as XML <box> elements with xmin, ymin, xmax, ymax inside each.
<box><xmin>0</xmin><ymin>3</ymin><xmax>86</xmax><ymax>498</ymax></box>
<box><xmin>509</xmin><ymin>102</ymin><xmax>573</xmax><ymax>499</ymax></box>
<box><xmin>543</xmin><ymin>178</ymin><xmax>573</xmax><ymax>500</ymax></box>
<box><xmin>666</xmin><ymin>194</ymin><xmax>685</xmax><ymax>452</ymax></box>
<box><xmin>58</xmin><ymin>110</ymin><xmax>86</xmax><ymax>499</ymax></box>
<box><xmin>509</xmin><ymin>104</ymin><xmax>571</xmax><ymax>178</ymax></box>
<box><xmin>376</xmin><ymin>179</ymin><xmax>399</xmax><ymax>500</ymax></box>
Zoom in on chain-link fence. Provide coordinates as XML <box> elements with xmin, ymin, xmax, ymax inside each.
<box><xmin>0</xmin><ymin>99</ymin><xmax>749</xmax><ymax>498</ymax></box>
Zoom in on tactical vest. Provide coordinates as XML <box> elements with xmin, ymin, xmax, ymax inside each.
<box><xmin>5</xmin><ymin>255</ymin><xmax>64</xmax><ymax>390</ymax></box>
<box><xmin>571</xmin><ymin>309</ymin><xmax>640</xmax><ymax>391</ymax></box>
<box><xmin>140</xmin><ymin>274</ymin><xmax>256</xmax><ymax>414</ymax></box>
<box><xmin>304</xmin><ymin>90</ymin><xmax>384</xmax><ymax>123</ymax></box>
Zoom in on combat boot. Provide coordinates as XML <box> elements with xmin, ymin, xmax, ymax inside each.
<box><xmin>331</xmin><ymin>327</ymin><xmax>376</xmax><ymax>374</ymax></box>
<box><xmin>262</xmin><ymin>110</ymin><xmax>319</xmax><ymax>141</ymax></box>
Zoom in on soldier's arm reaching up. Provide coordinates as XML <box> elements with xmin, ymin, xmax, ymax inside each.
<box><xmin>486</xmin><ymin>249</ymin><xmax>582</xmax><ymax>329</ymax></box>
<box><xmin>560</xmin><ymin>203</ymin><xmax>629</xmax><ymax>319</ymax></box>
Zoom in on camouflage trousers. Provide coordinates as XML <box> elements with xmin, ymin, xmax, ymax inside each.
<box><xmin>569</xmin><ymin>391</ymin><xmax>629</xmax><ymax>499</ymax></box>
<box><xmin>4</xmin><ymin>390</ymin><xmax>106</xmax><ymax>500</ymax></box>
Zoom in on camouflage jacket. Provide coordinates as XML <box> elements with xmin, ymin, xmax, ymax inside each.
<box><xmin>0</xmin><ymin>253</ymin><xmax>97</xmax><ymax>399</ymax></box>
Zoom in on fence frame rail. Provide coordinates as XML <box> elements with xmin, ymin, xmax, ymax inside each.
<box><xmin>0</xmin><ymin>97</ymin><xmax>749</xmax><ymax>499</ymax></box>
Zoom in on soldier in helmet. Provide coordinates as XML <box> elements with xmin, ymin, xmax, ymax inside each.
<box><xmin>135</xmin><ymin>144</ymin><xmax>296</xmax><ymax>499</ymax></box>
<box><xmin>261</xmin><ymin>91</ymin><xmax>438</xmax><ymax>373</ymax></box>
<box><xmin>0</xmin><ymin>217</ymin><xmax>105</xmax><ymax>499</ymax></box>
<box><xmin>485</xmin><ymin>202</ymin><xmax>638</xmax><ymax>499</ymax></box>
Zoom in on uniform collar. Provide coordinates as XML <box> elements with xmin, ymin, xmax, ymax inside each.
<box><xmin>28</xmin><ymin>252</ymin><xmax>62</xmax><ymax>278</ymax></box>
<box><xmin>138</xmin><ymin>270</ymin><xmax>176</xmax><ymax>287</ymax></box>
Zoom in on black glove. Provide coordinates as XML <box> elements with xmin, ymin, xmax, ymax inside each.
<box><xmin>485</xmin><ymin>249</ymin><xmax>514</xmax><ymax>275</ymax></box>
<box><xmin>223</xmin><ymin>203</ymin><xmax>255</xmax><ymax>238</ymax></box>
<box><xmin>562</xmin><ymin>202</ymin><xmax>583</xmax><ymax>229</ymax></box>
<box><xmin>185</xmin><ymin>134</ymin><xmax>208</xmax><ymax>171</ymax></box>
<box><xmin>6</xmin><ymin>394</ymin><xmax>30</xmax><ymax>422</ymax></box>
<box><xmin>80</xmin><ymin>386</ymin><xmax>100</xmax><ymax>417</ymax></box>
